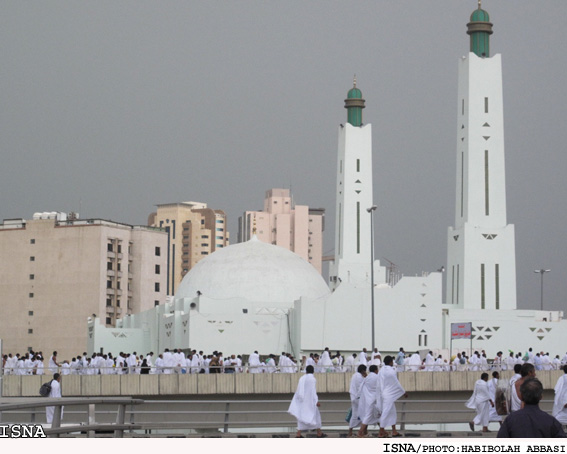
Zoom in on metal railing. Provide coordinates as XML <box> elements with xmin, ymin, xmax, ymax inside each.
<box><xmin>0</xmin><ymin>397</ymin><xmax>143</xmax><ymax>438</ymax></box>
<box><xmin>3</xmin><ymin>397</ymin><xmax>554</xmax><ymax>437</ymax></box>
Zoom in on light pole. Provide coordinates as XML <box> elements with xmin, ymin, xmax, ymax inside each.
<box><xmin>534</xmin><ymin>269</ymin><xmax>551</xmax><ymax>311</ymax></box>
<box><xmin>367</xmin><ymin>205</ymin><xmax>377</xmax><ymax>351</ymax></box>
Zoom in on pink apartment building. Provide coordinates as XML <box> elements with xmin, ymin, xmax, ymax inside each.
<box><xmin>237</xmin><ymin>189</ymin><xmax>324</xmax><ymax>274</ymax></box>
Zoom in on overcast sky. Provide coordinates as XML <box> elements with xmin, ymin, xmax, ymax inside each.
<box><xmin>2</xmin><ymin>1</ymin><xmax>566</xmax><ymax>312</ymax></box>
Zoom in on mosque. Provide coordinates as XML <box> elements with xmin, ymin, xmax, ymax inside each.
<box><xmin>88</xmin><ymin>4</ymin><xmax>567</xmax><ymax>358</ymax></box>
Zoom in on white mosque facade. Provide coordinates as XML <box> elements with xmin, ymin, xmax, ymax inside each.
<box><xmin>88</xmin><ymin>6</ymin><xmax>567</xmax><ymax>359</ymax></box>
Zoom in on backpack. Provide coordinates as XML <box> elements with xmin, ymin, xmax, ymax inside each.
<box><xmin>495</xmin><ymin>388</ymin><xmax>508</xmax><ymax>415</ymax></box>
<box><xmin>39</xmin><ymin>381</ymin><xmax>52</xmax><ymax>397</ymax></box>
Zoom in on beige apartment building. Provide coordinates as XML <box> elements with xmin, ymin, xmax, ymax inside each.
<box><xmin>238</xmin><ymin>189</ymin><xmax>325</xmax><ymax>274</ymax></box>
<box><xmin>148</xmin><ymin>202</ymin><xmax>229</xmax><ymax>295</ymax></box>
<box><xmin>0</xmin><ymin>212</ymin><xmax>168</xmax><ymax>361</ymax></box>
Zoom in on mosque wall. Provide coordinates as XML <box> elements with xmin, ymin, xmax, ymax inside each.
<box><xmin>444</xmin><ymin>308</ymin><xmax>567</xmax><ymax>356</ymax></box>
<box><xmin>297</xmin><ymin>271</ymin><xmax>443</xmax><ymax>354</ymax></box>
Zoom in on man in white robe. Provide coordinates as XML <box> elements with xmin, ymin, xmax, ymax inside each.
<box><xmin>504</xmin><ymin>352</ymin><xmax>515</xmax><ymax>371</ymax></box>
<box><xmin>452</xmin><ymin>354</ymin><xmax>461</xmax><ymax>371</ymax></box>
<box><xmin>466</xmin><ymin>373</ymin><xmax>494</xmax><ymax>432</ymax></box>
<box><xmin>344</xmin><ymin>353</ymin><xmax>356</xmax><ymax>373</ymax></box>
<box><xmin>376</xmin><ymin>356</ymin><xmax>408</xmax><ymax>438</ymax></box>
<box><xmin>190</xmin><ymin>354</ymin><xmax>201</xmax><ymax>374</ymax></box>
<box><xmin>319</xmin><ymin>348</ymin><xmax>333</xmax><ymax>373</ymax></box>
<box><xmin>553</xmin><ymin>355</ymin><xmax>562</xmax><ymax>370</ymax></box>
<box><xmin>509</xmin><ymin>363</ymin><xmax>522</xmax><ymax>412</ymax></box>
<box><xmin>434</xmin><ymin>355</ymin><xmax>445</xmax><ymax>372</ymax></box>
<box><xmin>356</xmin><ymin>365</ymin><xmax>379</xmax><ymax>438</ymax></box>
<box><xmin>347</xmin><ymin>364</ymin><xmax>367</xmax><ymax>437</ymax></box>
<box><xmin>358</xmin><ymin>349</ymin><xmax>368</xmax><ymax>367</ymax></box>
<box><xmin>46</xmin><ymin>373</ymin><xmax>63</xmax><ymax>427</ymax></box>
<box><xmin>24</xmin><ymin>355</ymin><xmax>34</xmax><ymax>375</ymax></box>
<box><xmin>265</xmin><ymin>355</ymin><xmax>276</xmax><ymax>373</ymax></box>
<box><xmin>553</xmin><ymin>365</ymin><xmax>567</xmax><ymax>424</ymax></box>
<box><xmin>162</xmin><ymin>349</ymin><xmax>174</xmax><ymax>374</ymax></box>
<box><xmin>287</xmin><ymin>365</ymin><xmax>325</xmax><ymax>438</ymax></box>
<box><xmin>249</xmin><ymin>351</ymin><xmax>261</xmax><ymax>373</ymax></box>
<box><xmin>424</xmin><ymin>352</ymin><xmax>435</xmax><ymax>371</ymax></box>
<box><xmin>154</xmin><ymin>354</ymin><xmax>164</xmax><ymax>374</ymax></box>
<box><xmin>60</xmin><ymin>361</ymin><xmax>70</xmax><ymax>376</ymax></box>
<box><xmin>370</xmin><ymin>348</ymin><xmax>382</xmax><ymax>368</ymax></box>
<box><xmin>48</xmin><ymin>352</ymin><xmax>60</xmax><ymax>374</ymax></box>
<box><xmin>408</xmin><ymin>352</ymin><xmax>421</xmax><ymax>372</ymax></box>
<box><xmin>469</xmin><ymin>352</ymin><xmax>480</xmax><ymax>372</ymax></box>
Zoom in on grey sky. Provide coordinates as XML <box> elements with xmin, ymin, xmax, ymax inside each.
<box><xmin>2</xmin><ymin>1</ymin><xmax>566</xmax><ymax>312</ymax></box>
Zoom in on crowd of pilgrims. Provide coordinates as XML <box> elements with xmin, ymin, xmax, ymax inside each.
<box><xmin>3</xmin><ymin>345</ymin><xmax>567</xmax><ymax>376</ymax></box>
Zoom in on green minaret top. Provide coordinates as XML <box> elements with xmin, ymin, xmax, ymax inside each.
<box><xmin>344</xmin><ymin>76</ymin><xmax>365</xmax><ymax>127</ymax></box>
<box><xmin>467</xmin><ymin>0</ymin><xmax>493</xmax><ymax>58</ymax></box>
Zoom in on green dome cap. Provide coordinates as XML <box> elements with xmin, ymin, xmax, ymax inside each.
<box><xmin>467</xmin><ymin>2</ymin><xmax>493</xmax><ymax>58</ymax></box>
<box><xmin>347</xmin><ymin>87</ymin><xmax>363</xmax><ymax>99</ymax></box>
<box><xmin>470</xmin><ymin>8</ymin><xmax>490</xmax><ymax>23</ymax></box>
<box><xmin>344</xmin><ymin>76</ymin><xmax>365</xmax><ymax>127</ymax></box>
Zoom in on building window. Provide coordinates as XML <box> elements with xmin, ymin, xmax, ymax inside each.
<box><xmin>30</xmin><ymin>256</ymin><xmax>35</xmax><ymax>261</ymax></box>
<box><xmin>106</xmin><ymin>298</ymin><xmax>112</xmax><ymax>307</ymax></box>
<box><xmin>154</xmin><ymin>301</ymin><xmax>159</xmax><ymax>307</ymax></box>
<box><xmin>216</xmin><ymin>228</ymin><xmax>224</xmax><ymax>232</ymax></box>
<box><xmin>201</xmin><ymin>252</ymin><xmax>208</xmax><ymax>255</ymax></box>
<box><xmin>357</xmin><ymin>159</ymin><xmax>360</xmax><ymax>172</ymax></box>
<box><xmin>107</xmin><ymin>243</ymin><xmax>113</xmax><ymax>252</ymax></box>
<box><xmin>481</xmin><ymin>264</ymin><xmax>486</xmax><ymax>309</ymax></box>
<box><xmin>29</xmin><ymin>274</ymin><xmax>34</xmax><ymax>280</ymax></box>
<box><xmin>216</xmin><ymin>236</ymin><xmax>223</xmax><ymax>240</ymax></box>
<box><xmin>29</xmin><ymin>293</ymin><xmax>34</xmax><ymax>298</ymax></box>
<box><xmin>155</xmin><ymin>246</ymin><xmax>161</xmax><ymax>256</ymax></box>
<box><xmin>155</xmin><ymin>264</ymin><xmax>160</xmax><ymax>274</ymax></box>
<box><xmin>201</xmin><ymin>243</ymin><xmax>209</xmax><ymax>247</ymax></box>
<box><xmin>29</xmin><ymin>311</ymin><xmax>33</xmax><ymax>316</ymax></box>
<box><xmin>216</xmin><ymin>219</ymin><xmax>224</xmax><ymax>223</ymax></box>
<box><xmin>484</xmin><ymin>149</ymin><xmax>490</xmax><ymax>216</ymax></box>
<box><xmin>28</xmin><ymin>329</ymin><xmax>33</xmax><ymax>334</ymax></box>
<box><xmin>117</xmin><ymin>244</ymin><xmax>122</xmax><ymax>253</ymax></box>
<box><xmin>117</xmin><ymin>281</ymin><xmax>121</xmax><ymax>289</ymax></box>
<box><xmin>155</xmin><ymin>282</ymin><xmax>160</xmax><ymax>292</ymax></box>
<box><xmin>107</xmin><ymin>262</ymin><xmax>113</xmax><ymax>270</ymax></box>
<box><xmin>117</xmin><ymin>263</ymin><xmax>121</xmax><ymax>271</ymax></box>
<box><xmin>30</xmin><ymin>239</ymin><xmax>35</xmax><ymax>244</ymax></box>
<box><xmin>201</xmin><ymin>235</ymin><xmax>209</xmax><ymax>239</ymax></box>
<box><xmin>484</xmin><ymin>97</ymin><xmax>489</xmax><ymax>113</ymax></box>
<box><xmin>106</xmin><ymin>317</ymin><xmax>112</xmax><ymax>325</ymax></box>
<box><xmin>107</xmin><ymin>280</ymin><xmax>112</xmax><ymax>289</ymax></box>
<box><xmin>116</xmin><ymin>299</ymin><xmax>121</xmax><ymax>307</ymax></box>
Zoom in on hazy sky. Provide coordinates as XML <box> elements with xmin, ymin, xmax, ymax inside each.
<box><xmin>2</xmin><ymin>1</ymin><xmax>566</xmax><ymax>312</ymax></box>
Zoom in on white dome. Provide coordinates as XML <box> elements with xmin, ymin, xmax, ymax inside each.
<box><xmin>175</xmin><ymin>236</ymin><xmax>330</xmax><ymax>304</ymax></box>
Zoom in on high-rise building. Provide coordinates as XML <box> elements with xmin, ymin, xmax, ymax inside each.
<box><xmin>445</xmin><ymin>5</ymin><xmax>517</xmax><ymax>311</ymax></box>
<box><xmin>238</xmin><ymin>189</ymin><xmax>324</xmax><ymax>274</ymax></box>
<box><xmin>328</xmin><ymin>79</ymin><xmax>375</xmax><ymax>290</ymax></box>
<box><xmin>0</xmin><ymin>212</ymin><xmax>168</xmax><ymax>360</ymax></box>
<box><xmin>148</xmin><ymin>202</ymin><xmax>229</xmax><ymax>295</ymax></box>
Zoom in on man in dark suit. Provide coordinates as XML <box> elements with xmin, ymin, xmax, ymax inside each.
<box><xmin>498</xmin><ymin>378</ymin><xmax>566</xmax><ymax>438</ymax></box>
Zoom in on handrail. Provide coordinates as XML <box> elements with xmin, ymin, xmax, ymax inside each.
<box><xmin>0</xmin><ymin>397</ymin><xmax>144</xmax><ymax>438</ymax></box>
<box><xmin>0</xmin><ymin>397</ymin><xmax>555</xmax><ymax>437</ymax></box>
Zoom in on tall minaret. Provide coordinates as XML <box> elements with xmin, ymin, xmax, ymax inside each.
<box><xmin>329</xmin><ymin>79</ymin><xmax>376</xmax><ymax>290</ymax></box>
<box><xmin>446</xmin><ymin>3</ymin><xmax>517</xmax><ymax>310</ymax></box>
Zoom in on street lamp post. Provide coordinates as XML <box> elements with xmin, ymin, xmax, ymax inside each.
<box><xmin>367</xmin><ymin>205</ymin><xmax>377</xmax><ymax>351</ymax></box>
<box><xmin>534</xmin><ymin>269</ymin><xmax>551</xmax><ymax>311</ymax></box>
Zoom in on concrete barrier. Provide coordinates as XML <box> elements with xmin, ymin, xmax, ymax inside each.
<box><xmin>3</xmin><ymin>370</ymin><xmax>563</xmax><ymax>397</ymax></box>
